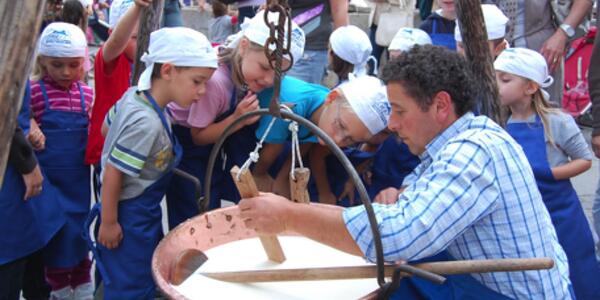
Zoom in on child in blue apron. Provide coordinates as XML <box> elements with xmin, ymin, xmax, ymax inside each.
<box><xmin>165</xmin><ymin>11</ymin><xmax>306</xmax><ymax>226</ymax></box>
<box><xmin>418</xmin><ymin>0</ymin><xmax>456</xmax><ymax>50</ymax></box>
<box><xmin>454</xmin><ymin>4</ymin><xmax>509</xmax><ymax>58</ymax></box>
<box><xmin>328</xmin><ymin>25</ymin><xmax>374</xmax><ymax>85</ymax></box>
<box><xmin>84</xmin><ymin>27</ymin><xmax>218</xmax><ymax>300</ymax></box>
<box><xmin>0</xmin><ymin>82</ymin><xmax>65</xmax><ymax>300</ymax></box>
<box><xmin>496</xmin><ymin>47</ymin><xmax>600</xmax><ymax>299</ymax></box>
<box><xmin>27</xmin><ymin>22</ymin><xmax>94</xmax><ymax>300</ymax></box>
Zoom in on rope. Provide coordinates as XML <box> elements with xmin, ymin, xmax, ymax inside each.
<box><xmin>237</xmin><ymin>116</ymin><xmax>278</xmax><ymax>181</ymax></box>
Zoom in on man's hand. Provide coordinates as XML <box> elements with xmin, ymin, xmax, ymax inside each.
<box><xmin>22</xmin><ymin>165</ymin><xmax>43</xmax><ymax>200</ymax></box>
<box><xmin>374</xmin><ymin>187</ymin><xmax>401</xmax><ymax>205</ymax></box>
<box><xmin>540</xmin><ymin>30</ymin><xmax>568</xmax><ymax>73</ymax></box>
<box><xmin>238</xmin><ymin>192</ymin><xmax>292</xmax><ymax>235</ymax></box>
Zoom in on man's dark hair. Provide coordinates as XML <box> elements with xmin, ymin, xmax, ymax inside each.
<box><xmin>380</xmin><ymin>45</ymin><xmax>475</xmax><ymax>116</ymax></box>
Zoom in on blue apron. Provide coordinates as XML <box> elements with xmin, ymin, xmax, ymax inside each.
<box><xmin>309</xmin><ymin>137</ymin><xmax>419</xmax><ymax>207</ymax></box>
<box><xmin>0</xmin><ymin>82</ymin><xmax>65</xmax><ymax>265</ymax></box>
<box><xmin>166</xmin><ymin>87</ymin><xmax>257</xmax><ymax>229</ymax></box>
<box><xmin>507</xmin><ymin>116</ymin><xmax>600</xmax><ymax>299</ymax></box>
<box><xmin>84</xmin><ymin>91</ymin><xmax>182</xmax><ymax>300</ymax></box>
<box><xmin>430</xmin><ymin>19</ymin><xmax>456</xmax><ymax>51</ymax></box>
<box><xmin>36</xmin><ymin>81</ymin><xmax>91</xmax><ymax>268</ymax></box>
<box><xmin>368</xmin><ymin>137</ymin><xmax>420</xmax><ymax>199</ymax></box>
<box><xmin>391</xmin><ymin>252</ymin><xmax>512</xmax><ymax>299</ymax></box>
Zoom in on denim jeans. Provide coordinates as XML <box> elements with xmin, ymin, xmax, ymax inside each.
<box><xmin>285</xmin><ymin>50</ymin><xmax>328</xmax><ymax>84</ymax></box>
<box><xmin>162</xmin><ymin>0</ymin><xmax>184</xmax><ymax>28</ymax></box>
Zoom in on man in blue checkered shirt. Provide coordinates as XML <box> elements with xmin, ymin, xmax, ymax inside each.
<box><xmin>239</xmin><ymin>45</ymin><xmax>573</xmax><ymax>299</ymax></box>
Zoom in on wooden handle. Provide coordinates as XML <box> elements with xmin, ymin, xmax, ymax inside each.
<box><xmin>290</xmin><ymin>167</ymin><xmax>311</xmax><ymax>203</ymax></box>
<box><xmin>231</xmin><ymin>166</ymin><xmax>286</xmax><ymax>263</ymax></box>
<box><xmin>202</xmin><ymin>257</ymin><xmax>554</xmax><ymax>283</ymax></box>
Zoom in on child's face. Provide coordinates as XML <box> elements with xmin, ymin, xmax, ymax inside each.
<box><xmin>318</xmin><ymin>97</ymin><xmax>373</xmax><ymax>148</ymax></box>
<box><xmin>495</xmin><ymin>71</ymin><xmax>534</xmax><ymax>107</ymax></box>
<box><xmin>239</xmin><ymin>39</ymin><xmax>292</xmax><ymax>93</ymax></box>
<box><xmin>40</xmin><ymin>56</ymin><xmax>84</xmax><ymax>89</ymax></box>
<box><xmin>437</xmin><ymin>0</ymin><xmax>455</xmax><ymax>14</ymax></box>
<box><xmin>168</xmin><ymin>66</ymin><xmax>216</xmax><ymax>108</ymax></box>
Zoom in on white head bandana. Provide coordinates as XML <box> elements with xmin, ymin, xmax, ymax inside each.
<box><xmin>137</xmin><ymin>27</ymin><xmax>218</xmax><ymax>91</ymax></box>
<box><xmin>455</xmin><ymin>4</ymin><xmax>508</xmax><ymax>42</ymax></box>
<box><xmin>338</xmin><ymin>76</ymin><xmax>390</xmax><ymax>135</ymax></box>
<box><xmin>226</xmin><ymin>10</ymin><xmax>305</xmax><ymax>64</ymax></box>
<box><xmin>389</xmin><ymin>27</ymin><xmax>432</xmax><ymax>52</ymax></box>
<box><xmin>109</xmin><ymin>0</ymin><xmax>135</xmax><ymax>28</ymax></box>
<box><xmin>494</xmin><ymin>47</ymin><xmax>554</xmax><ymax>99</ymax></box>
<box><xmin>330</xmin><ymin>25</ymin><xmax>373</xmax><ymax>77</ymax></box>
<box><xmin>38</xmin><ymin>22</ymin><xmax>87</xmax><ymax>58</ymax></box>
<box><xmin>78</xmin><ymin>0</ymin><xmax>91</xmax><ymax>7</ymax></box>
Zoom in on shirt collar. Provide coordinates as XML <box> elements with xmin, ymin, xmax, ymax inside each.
<box><xmin>42</xmin><ymin>75</ymin><xmax>77</xmax><ymax>91</ymax></box>
<box><xmin>420</xmin><ymin>112</ymin><xmax>475</xmax><ymax>161</ymax></box>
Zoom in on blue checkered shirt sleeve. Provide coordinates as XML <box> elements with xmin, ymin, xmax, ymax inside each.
<box><xmin>344</xmin><ymin>140</ymin><xmax>499</xmax><ymax>262</ymax></box>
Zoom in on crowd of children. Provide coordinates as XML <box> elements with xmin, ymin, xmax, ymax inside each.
<box><xmin>1</xmin><ymin>0</ymin><xmax>600</xmax><ymax>299</ymax></box>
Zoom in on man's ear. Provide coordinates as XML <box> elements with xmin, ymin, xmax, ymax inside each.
<box><xmin>432</xmin><ymin>91</ymin><xmax>453</xmax><ymax>122</ymax></box>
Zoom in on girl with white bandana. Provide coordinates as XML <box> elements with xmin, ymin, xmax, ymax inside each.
<box><xmin>165</xmin><ymin>10</ymin><xmax>306</xmax><ymax>221</ymax></box>
<box><xmin>497</xmin><ymin>47</ymin><xmax>600</xmax><ymax>299</ymax></box>
<box><xmin>28</xmin><ymin>22</ymin><xmax>94</xmax><ymax>300</ymax></box>
<box><xmin>84</xmin><ymin>27</ymin><xmax>218</xmax><ymax>300</ymax></box>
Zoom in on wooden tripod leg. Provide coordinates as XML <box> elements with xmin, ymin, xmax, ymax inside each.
<box><xmin>290</xmin><ymin>168</ymin><xmax>311</xmax><ymax>204</ymax></box>
<box><xmin>231</xmin><ymin>166</ymin><xmax>286</xmax><ymax>263</ymax></box>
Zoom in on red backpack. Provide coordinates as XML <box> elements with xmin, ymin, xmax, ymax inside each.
<box><xmin>562</xmin><ymin>26</ymin><xmax>597</xmax><ymax>120</ymax></box>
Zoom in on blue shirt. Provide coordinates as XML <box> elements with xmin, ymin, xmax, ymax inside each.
<box><xmin>256</xmin><ymin>76</ymin><xmax>329</xmax><ymax>143</ymax></box>
<box><xmin>343</xmin><ymin>113</ymin><xmax>572</xmax><ymax>299</ymax></box>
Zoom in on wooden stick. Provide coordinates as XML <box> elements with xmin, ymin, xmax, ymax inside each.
<box><xmin>131</xmin><ymin>0</ymin><xmax>164</xmax><ymax>84</ymax></box>
<box><xmin>455</xmin><ymin>0</ymin><xmax>503</xmax><ymax>125</ymax></box>
<box><xmin>202</xmin><ymin>257</ymin><xmax>554</xmax><ymax>283</ymax></box>
<box><xmin>231</xmin><ymin>166</ymin><xmax>286</xmax><ymax>263</ymax></box>
<box><xmin>0</xmin><ymin>0</ymin><xmax>46</xmax><ymax>185</ymax></box>
<box><xmin>290</xmin><ymin>167</ymin><xmax>310</xmax><ymax>203</ymax></box>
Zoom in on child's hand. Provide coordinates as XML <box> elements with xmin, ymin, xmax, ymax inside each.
<box><xmin>374</xmin><ymin>187</ymin><xmax>400</xmax><ymax>205</ymax></box>
<box><xmin>235</xmin><ymin>92</ymin><xmax>260</xmax><ymax>125</ymax></box>
<box><xmin>27</xmin><ymin>121</ymin><xmax>46</xmax><ymax>151</ymax></box>
<box><xmin>338</xmin><ymin>180</ymin><xmax>356</xmax><ymax>205</ymax></box>
<box><xmin>98</xmin><ymin>221</ymin><xmax>123</xmax><ymax>249</ymax></box>
<box><xmin>134</xmin><ymin>0</ymin><xmax>152</xmax><ymax>8</ymax></box>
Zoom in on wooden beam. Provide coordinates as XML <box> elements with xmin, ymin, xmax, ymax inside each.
<box><xmin>0</xmin><ymin>0</ymin><xmax>47</xmax><ymax>186</ymax></box>
<box><xmin>455</xmin><ymin>0</ymin><xmax>504</xmax><ymax>126</ymax></box>
<box><xmin>131</xmin><ymin>0</ymin><xmax>164</xmax><ymax>85</ymax></box>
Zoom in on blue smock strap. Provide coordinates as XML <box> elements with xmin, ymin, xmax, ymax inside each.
<box><xmin>83</xmin><ymin>203</ymin><xmax>111</xmax><ymax>285</ymax></box>
<box><xmin>38</xmin><ymin>80</ymin><xmax>50</xmax><ymax>112</ymax></box>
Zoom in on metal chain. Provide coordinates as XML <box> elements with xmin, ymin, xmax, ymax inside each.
<box><xmin>263</xmin><ymin>0</ymin><xmax>293</xmax><ymax>117</ymax></box>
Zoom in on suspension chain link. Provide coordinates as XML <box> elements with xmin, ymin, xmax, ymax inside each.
<box><xmin>263</xmin><ymin>0</ymin><xmax>293</xmax><ymax>117</ymax></box>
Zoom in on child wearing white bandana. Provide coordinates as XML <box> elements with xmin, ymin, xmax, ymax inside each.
<box><xmin>496</xmin><ymin>47</ymin><xmax>600</xmax><ymax>299</ymax></box>
<box><xmin>87</xmin><ymin>27</ymin><xmax>218</xmax><ymax>300</ymax></box>
<box><xmin>28</xmin><ymin>22</ymin><xmax>94</xmax><ymax>300</ymax></box>
<box><xmin>328</xmin><ymin>25</ymin><xmax>375</xmax><ymax>84</ymax></box>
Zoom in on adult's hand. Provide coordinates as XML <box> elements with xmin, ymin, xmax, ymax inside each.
<box><xmin>238</xmin><ymin>192</ymin><xmax>292</xmax><ymax>235</ymax></box>
<box><xmin>540</xmin><ymin>30</ymin><xmax>568</xmax><ymax>73</ymax></box>
<box><xmin>592</xmin><ymin>135</ymin><xmax>600</xmax><ymax>158</ymax></box>
<box><xmin>22</xmin><ymin>165</ymin><xmax>43</xmax><ymax>200</ymax></box>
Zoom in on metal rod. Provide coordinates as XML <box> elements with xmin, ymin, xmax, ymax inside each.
<box><xmin>201</xmin><ymin>109</ymin><xmax>388</xmax><ymax>286</ymax></box>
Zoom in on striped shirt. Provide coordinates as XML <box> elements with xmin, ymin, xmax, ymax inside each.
<box><xmin>343</xmin><ymin>113</ymin><xmax>572</xmax><ymax>299</ymax></box>
<box><xmin>30</xmin><ymin>76</ymin><xmax>93</xmax><ymax>125</ymax></box>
